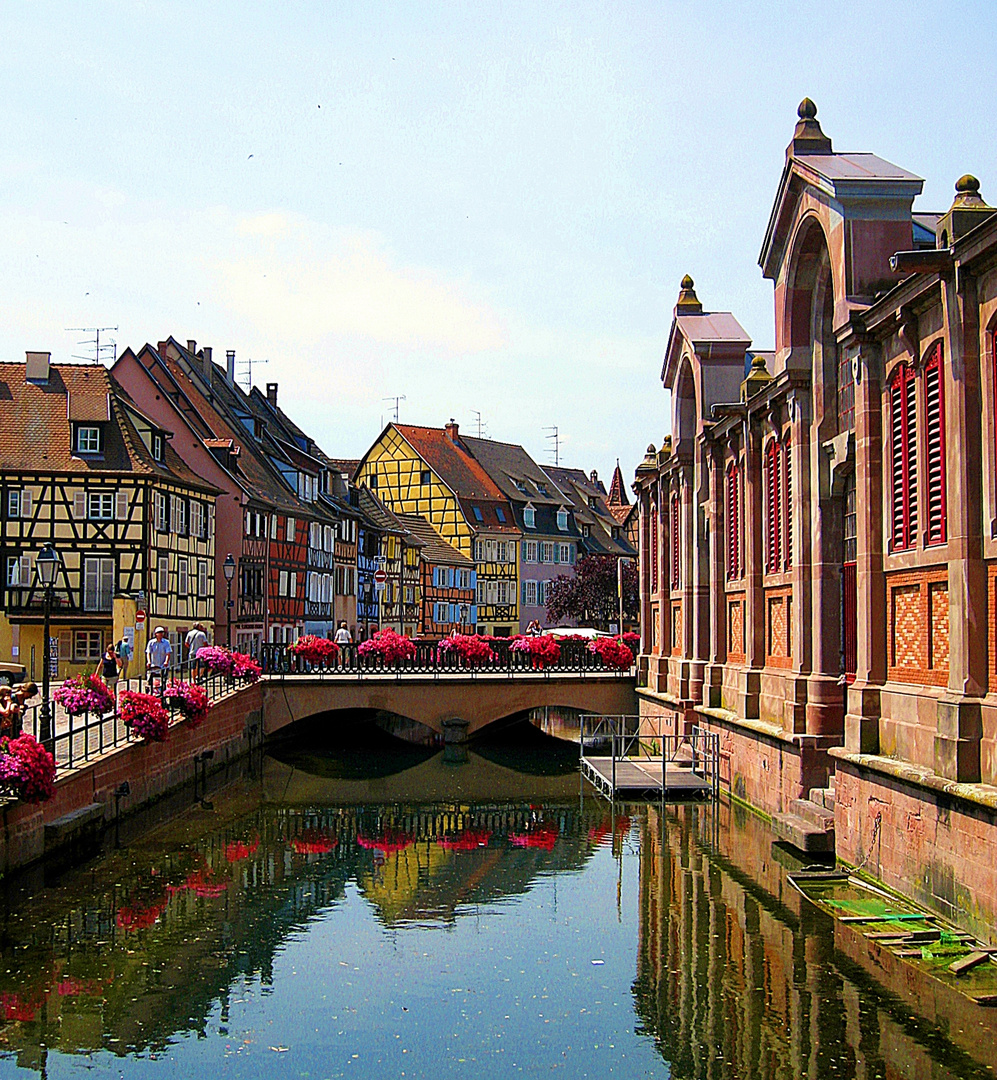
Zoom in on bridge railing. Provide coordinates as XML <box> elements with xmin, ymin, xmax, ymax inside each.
<box><xmin>256</xmin><ymin>638</ymin><xmax>633</xmax><ymax>680</ymax></box>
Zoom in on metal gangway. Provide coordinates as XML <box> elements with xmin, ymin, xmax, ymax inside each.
<box><xmin>579</xmin><ymin>714</ymin><xmax>721</xmax><ymax>802</ymax></box>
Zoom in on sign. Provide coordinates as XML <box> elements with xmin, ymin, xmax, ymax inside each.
<box><xmin>135</xmin><ymin>609</ymin><xmax>147</xmax><ymax>625</ymax></box>
<box><xmin>48</xmin><ymin>636</ymin><xmax>59</xmax><ymax>678</ymax></box>
<box><xmin>373</xmin><ymin>569</ymin><xmax>388</xmax><ymax>592</ymax></box>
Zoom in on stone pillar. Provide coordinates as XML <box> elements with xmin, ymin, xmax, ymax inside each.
<box><xmin>787</xmin><ymin>390</ymin><xmax>812</xmax><ymax>733</ymax></box>
<box><xmin>703</xmin><ymin>439</ymin><xmax>727</xmax><ymax>707</ymax></box>
<box><xmin>680</xmin><ymin>460</ymin><xmax>704</xmax><ymax>709</ymax></box>
<box><xmin>845</xmin><ymin>338</ymin><xmax>886</xmax><ymax>754</ymax></box>
<box><xmin>638</xmin><ymin>487</ymin><xmax>653</xmax><ymax>656</ymax></box>
<box><xmin>936</xmin><ymin>270</ymin><xmax>986</xmax><ymax>782</ymax></box>
<box><xmin>739</xmin><ymin>418</ymin><xmax>764</xmax><ymax>717</ymax></box>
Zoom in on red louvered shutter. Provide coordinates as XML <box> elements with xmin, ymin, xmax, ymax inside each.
<box><xmin>650</xmin><ymin>502</ymin><xmax>658</xmax><ymax>592</ymax></box>
<box><xmin>670</xmin><ymin>494</ymin><xmax>681</xmax><ymax>589</ymax></box>
<box><xmin>726</xmin><ymin>461</ymin><xmax>740</xmax><ymax>580</ymax></box>
<box><xmin>890</xmin><ymin>364</ymin><xmax>918</xmax><ymax>550</ymax></box>
<box><xmin>765</xmin><ymin>440</ymin><xmax>781</xmax><ymax>573</ymax></box>
<box><xmin>924</xmin><ymin>344</ymin><xmax>946</xmax><ymax>545</ymax></box>
<box><xmin>782</xmin><ymin>439</ymin><xmax>792</xmax><ymax>570</ymax></box>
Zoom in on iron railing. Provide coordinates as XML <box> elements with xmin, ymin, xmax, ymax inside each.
<box><xmin>19</xmin><ymin>659</ymin><xmax>257</xmax><ymax>772</ymax></box>
<box><xmin>256</xmin><ymin>638</ymin><xmax>635</xmax><ymax>680</ymax></box>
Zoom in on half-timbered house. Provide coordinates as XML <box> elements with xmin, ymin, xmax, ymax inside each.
<box><xmin>0</xmin><ymin>354</ymin><xmax>216</xmax><ymax>679</ymax></box>
<box><xmin>396</xmin><ymin>514</ymin><xmax>476</xmax><ymax>637</ymax></box>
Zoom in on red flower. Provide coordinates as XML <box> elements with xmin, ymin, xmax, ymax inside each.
<box><xmin>357</xmin><ymin>829</ymin><xmax>414</xmax><ymax>855</ymax></box>
<box><xmin>509</xmin><ymin>822</ymin><xmax>560</xmax><ymax>851</ymax></box>
<box><xmin>0</xmin><ymin>733</ymin><xmax>56</xmax><ymax>803</ymax></box>
<box><xmin>224</xmin><ymin>837</ymin><xmax>260</xmax><ymax>862</ymax></box>
<box><xmin>439</xmin><ymin>830</ymin><xmax>491</xmax><ymax>851</ymax></box>
<box><xmin>119</xmin><ymin>691</ymin><xmax>170</xmax><ymax>742</ymax></box>
<box><xmin>291</xmin><ymin>829</ymin><xmax>338</xmax><ymax>855</ymax></box>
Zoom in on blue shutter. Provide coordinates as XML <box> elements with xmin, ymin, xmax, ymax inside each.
<box><xmin>469</xmin><ymin>569</ymin><xmax>477</xmax><ymax>590</ymax></box>
<box><xmin>469</xmin><ymin>605</ymin><xmax>477</xmax><ymax>624</ymax></box>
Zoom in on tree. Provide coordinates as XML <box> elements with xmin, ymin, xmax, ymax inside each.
<box><xmin>545</xmin><ymin>555</ymin><xmax>638</xmax><ymax>630</ymax></box>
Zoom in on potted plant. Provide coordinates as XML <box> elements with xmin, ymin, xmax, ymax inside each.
<box><xmin>510</xmin><ymin>635</ymin><xmax>561</xmax><ymax>669</ymax></box>
<box><xmin>195</xmin><ymin>645</ymin><xmax>236</xmax><ymax>676</ymax></box>
<box><xmin>119</xmin><ymin>690</ymin><xmax>170</xmax><ymax>742</ymax></box>
<box><xmin>287</xmin><ymin>635</ymin><xmax>339</xmax><ymax>668</ymax></box>
<box><xmin>53</xmin><ymin>673</ymin><xmax>115</xmax><ymax>717</ymax></box>
<box><xmin>163</xmin><ymin>680</ymin><xmax>211</xmax><ymax>726</ymax></box>
<box><xmin>358</xmin><ymin>629</ymin><xmax>416</xmax><ymax>666</ymax></box>
<box><xmin>588</xmin><ymin>637</ymin><xmax>635</xmax><ymax>671</ymax></box>
<box><xmin>0</xmin><ymin>733</ymin><xmax>56</xmax><ymax>803</ymax></box>
<box><xmin>437</xmin><ymin>634</ymin><xmax>494</xmax><ymax>668</ymax></box>
<box><xmin>232</xmin><ymin>652</ymin><xmax>262</xmax><ymax>683</ymax></box>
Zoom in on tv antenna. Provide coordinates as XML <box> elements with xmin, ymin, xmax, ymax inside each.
<box><xmin>471</xmin><ymin>410</ymin><xmax>488</xmax><ymax>439</ymax></box>
<box><xmin>544</xmin><ymin>425</ymin><xmax>562</xmax><ymax>466</ymax></box>
<box><xmin>383</xmin><ymin>395</ymin><xmax>406</xmax><ymax>423</ymax></box>
<box><xmin>66</xmin><ymin>326</ymin><xmax>118</xmax><ymax>365</ymax></box>
<box><xmin>239</xmin><ymin>356</ymin><xmax>268</xmax><ymax>391</ymax></box>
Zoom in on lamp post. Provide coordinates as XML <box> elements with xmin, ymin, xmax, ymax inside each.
<box><xmin>34</xmin><ymin>543</ymin><xmax>60</xmax><ymax>750</ymax></box>
<box><xmin>223</xmin><ymin>553</ymin><xmax>236</xmax><ymax>648</ymax></box>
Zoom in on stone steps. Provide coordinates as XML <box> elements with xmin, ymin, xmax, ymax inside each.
<box><xmin>791</xmin><ymin>798</ymin><xmax>835</xmax><ymax>830</ymax></box>
<box><xmin>771</xmin><ymin>810</ymin><xmax>836</xmax><ymax>854</ymax></box>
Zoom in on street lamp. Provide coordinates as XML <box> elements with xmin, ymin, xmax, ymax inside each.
<box><xmin>223</xmin><ymin>553</ymin><xmax>236</xmax><ymax>648</ymax></box>
<box><xmin>34</xmin><ymin>543</ymin><xmax>61</xmax><ymax>750</ymax></box>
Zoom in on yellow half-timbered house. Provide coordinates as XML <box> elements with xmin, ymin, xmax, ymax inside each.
<box><xmin>0</xmin><ymin>355</ymin><xmax>217</xmax><ymax>680</ymax></box>
<box><xmin>355</xmin><ymin>421</ymin><xmax>520</xmax><ymax>635</ymax></box>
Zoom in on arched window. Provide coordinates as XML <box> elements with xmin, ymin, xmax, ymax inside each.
<box><xmin>670</xmin><ymin>493</ymin><xmax>681</xmax><ymax>589</ymax></box>
<box><xmin>923</xmin><ymin>343</ymin><xmax>946</xmax><ymax>545</ymax></box>
<box><xmin>890</xmin><ymin>363</ymin><xmax>918</xmax><ymax>550</ymax></box>
<box><xmin>726</xmin><ymin>460</ymin><xmax>742</xmax><ymax>580</ymax></box>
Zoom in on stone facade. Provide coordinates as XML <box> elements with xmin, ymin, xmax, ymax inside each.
<box><xmin>635</xmin><ymin>100</ymin><xmax>997</xmax><ymax>938</ymax></box>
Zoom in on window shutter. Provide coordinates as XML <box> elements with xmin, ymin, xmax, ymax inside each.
<box><xmin>670</xmin><ymin>494</ymin><xmax>681</xmax><ymax>588</ymax></box>
<box><xmin>650</xmin><ymin>503</ymin><xmax>658</xmax><ymax>592</ymax></box>
<box><xmin>73</xmin><ymin>491</ymin><xmax>86</xmax><ymax>519</ymax></box>
<box><xmin>19</xmin><ymin>554</ymin><xmax>31</xmax><ymax>585</ymax></box>
<box><xmin>782</xmin><ymin>441</ymin><xmax>792</xmax><ymax>570</ymax></box>
<box><xmin>20</xmin><ymin>489</ymin><xmax>32</xmax><ymax>519</ymax></box>
<box><xmin>924</xmin><ymin>346</ymin><xmax>946</xmax><ymax>545</ymax></box>
<box><xmin>116</xmin><ymin>490</ymin><xmax>128</xmax><ymax>521</ymax></box>
<box><xmin>890</xmin><ymin>364</ymin><xmax>918</xmax><ymax>550</ymax></box>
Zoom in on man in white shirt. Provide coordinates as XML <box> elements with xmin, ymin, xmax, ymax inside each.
<box><xmin>146</xmin><ymin>627</ymin><xmax>173</xmax><ymax>691</ymax></box>
<box><xmin>333</xmin><ymin>621</ymin><xmax>352</xmax><ymax>646</ymax></box>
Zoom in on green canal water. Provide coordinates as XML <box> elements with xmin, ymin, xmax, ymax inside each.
<box><xmin>0</xmin><ymin>719</ymin><xmax>994</xmax><ymax>1079</ymax></box>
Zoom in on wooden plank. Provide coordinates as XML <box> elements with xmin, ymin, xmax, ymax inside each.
<box><xmin>950</xmin><ymin>951</ymin><xmax>992</xmax><ymax>976</ymax></box>
<box><xmin>839</xmin><ymin>914</ymin><xmax>928</xmax><ymax>924</ymax></box>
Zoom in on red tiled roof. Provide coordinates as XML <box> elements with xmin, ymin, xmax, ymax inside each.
<box><xmin>607</xmin><ymin>461</ymin><xmax>630</xmax><ymax>508</ymax></box>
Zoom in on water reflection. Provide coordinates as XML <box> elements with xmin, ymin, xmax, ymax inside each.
<box><xmin>0</xmin><ymin>743</ymin><xmax>993</xmax><ymax>1077</ymax></box>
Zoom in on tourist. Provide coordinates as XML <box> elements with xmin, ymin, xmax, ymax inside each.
<box><xmin>146</xmin><ymin>627</ymin><xmax>172</xmax><ymax>692</ymax></box>
<box><xmin>95</xmin><ymin>643</ymin><xmax>121</xmax><ymax>704</ymax></box>
<box><xmin>0</xmin><ymin>687</ymin><xmax>15</xmax><ymax>734</ymax></box>
<box><xmin>116</xmin><ymin>635</ymin><xmax>133</xmax><ymax>681</ymax></box>
<box><xmin>185</xmin><ymin>623</ymin><xmax>208</xmax><ymax>679</ymax></box>
<box><xmin>334</xmin><ymin>620</ymin><xmax>352</xmax><ymax>646</ymax></box>
<box><xmin>10</xmin><ymin>681</ymin><xmax>38</xmax><ymax>737</ymax></box>
<box><xmin>526</xmin><ymin>619</ymin><xmax>542</xmax><ymax>637</ymax></box>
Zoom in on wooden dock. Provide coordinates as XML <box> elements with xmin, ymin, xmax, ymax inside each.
<box><xmin>581</xmin><ymin>755</ymin><xmax>714</xmax><ymax>800</ymax></box>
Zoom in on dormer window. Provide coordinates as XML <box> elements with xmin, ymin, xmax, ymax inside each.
<box><xmin>151</xmin><ymin>433</ymin><xmax>163</xmax><ymax>461</ymax></box>
<box><xmin>495</xmin><ymin>507</ymin><xmax>506</xmax><ymax>523</ymax></box>
<box><xmin>582</xmin><ymin>524</ymin><xmax>591</xmax><ymax>537</ymax></box>
<box><xmin>76</xmin><ymin>426</ymin><xmax>102</xmax><ymax>454</ymax></box>
<box><xmin>514</xmin><ymin>478</ymin><xmax>529</xmax><ymax>495</ymax></box>
<box><xmin>536</xmin><ymin>482</ymin><xmax>549</xmax><ymax>496</ymax></box>
<box><xmin>588</xmin><ymin>495</ymin><xmax>598</xmax><ymax>509</ymax></box>
<box><xmin>556</xmin><ymin>508</ymin><xmax>569</xmax><ymax>531</ymax></box>
<box><xmin>472</xmin><ymin>506</ymin><xmax>484</xmax><ymax>522</ymax></box>
<box><xmin>523</xmin><ymin>504</ymin><xmax>536</xmax><ymax>529</ymax></box>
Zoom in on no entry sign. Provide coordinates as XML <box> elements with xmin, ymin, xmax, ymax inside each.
<box><xmin>373</xmin><ymin>569</ymin><xmax>388</xmax><ymax>590</ymax></box>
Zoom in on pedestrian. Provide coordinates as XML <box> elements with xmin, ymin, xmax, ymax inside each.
<box><xmin>9</xmin><ymin>681</ymin><xmax>38</xmax><ymax>737</ymax></box>
<box><xmin>95</xmin><ymin>643</ymin><xmax>121</xmax><ymax>706</ymax></box>
<box><xmin>146</xmin><ymin>627</ymin><xmax>172</xmax><ymax>692</ymax></box>
<box><xmin>333</xmin><ymin>620</ymin><xmax>352</xmax><ymax>646</ymax></box>
<box><xmin>185</xmin><ymin>623</ymin><xmax>208</xmax><ymax>679</ymax></box>
<box><xmin>116</xmin><ymin>635</ymin><xmax>133</xmax><ymax>681</ymax></box>
<box><xmin>0</xmin><ymin>687</ymin><xmax>15</xmax><ymax>734</ymax></box>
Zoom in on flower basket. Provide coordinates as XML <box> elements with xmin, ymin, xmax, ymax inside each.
<box><xmin>358</xmin><ymin>629</ymin><xmax>416</xmax><ymax>665</ymax></box>
<box><xmin>163</xmin><ymin>680</ymin><xmax>211</xmax><ymax>726</ymax></box>
<box><xmin>621</xmin><ymin>632</ymin><xmax>640</xmax><ymax>658</ymax></box>
<box><xmin>53</xmin><ymin>673</ymin><xmax>115</xmax><ymax>718</ymax></box>
<box><xmin>232</xmin><ymin>652</ymin><xmax>262</xmax><ymax>683</ymax></box>
<box><xmin>437</xmin><ymin>634</ymin><xmax>494</xmax><ymax>667</ymax></box>
<box><xmin>195</xmin><ymin>645</ymin><xmax>236</xmax><ymax>676</ymax></box>
<box><xmin>119</xmin><ymin>690</ymin><xmax>170</xmax><ymax>742</ymax></box>
<box><xmin>0</xmin><ymin>734</ymin><xmax>56</xmax><ymax>803</ymax></box>
<box><xmin>510</xmin><ymin>635</ymin><xmax>561</xmax><ymax>669</ymax></box>
<box><xmin>290</xmin><ymin>829</ymin><xmax>338</xmax><ymax>855</ymax></box>
<box><xmin>287</xmin><ymin>635</ymin><xmax>339</xmax><ymax>667</ymax></box>
<box><xmin>588</xmin><ymin>637</ymin><xmax>635</xmax><ymax>670</ymax></box>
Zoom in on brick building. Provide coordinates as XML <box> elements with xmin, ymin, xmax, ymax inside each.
<box><xmin>635</xmin><ymin>100</ymin><xmax>997</xmax><ymax>939</ymax></box>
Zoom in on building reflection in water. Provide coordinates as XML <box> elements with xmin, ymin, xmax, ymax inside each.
<box><xmin>634</xmin><ymin>802</ymin><xmax>997</xmax><ymax>1080</ymax></box>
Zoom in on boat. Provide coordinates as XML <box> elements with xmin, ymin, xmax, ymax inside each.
<box><xmin>788</xmin><ymin>869</ymin><xmax>997</xmax><ymax>1008</ymax></box>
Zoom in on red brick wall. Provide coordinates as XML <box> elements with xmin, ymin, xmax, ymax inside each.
<box><xmin>886</xmin><ymin>568</ymin><xmax>948</xmax><ymax>686</ymax></box>
<box><xmin>0</xmin><ymin>683</ymin><xmax>262</xmax><ymax>874</ymax></box>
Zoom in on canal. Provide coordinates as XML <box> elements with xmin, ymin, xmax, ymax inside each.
<box><xmin>0</xmin><ymin>717</ymin><xmax>994</xmax><ymax>1078</ymax></box>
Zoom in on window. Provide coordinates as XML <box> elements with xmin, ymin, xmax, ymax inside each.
<box><xmin>559</xmin><ymin>543</ymin><xmax>571</xmax><ymax>565</ymax></box>
<box><xmin>287</xmin><ymin>516</ymin><xmax>296</xmax><ymax>542</ymax></box>
<box><xmin>152</xmin><ymin>433</ymin><xmax>163</xmax><ymax>461</ymax></box>
<box><xmin>523</xmin><ymin>504</ymin><xmax>536</xmax><ymax>529</ymax></box>
<box><xmin>421</xmin><ymin>469</ymin><xmax>431</xmax><ymax>485</ymax></box>
<box><xmin>322</xmin><ymin>574</ymin><xmax>333</xmax><ymax>603</ymax></box>
<box><xmin>404</xmin><ymin>584</ymin><xmax>415</xmax><ymax>604</ymax></box>
<box><xmin>536</xmin><ymin>482</ymin><xmax>549</xmax><ymax>496</ymax></box>
<box><xmin>6</xmin><ymin>555</ymin><xmax>30</xmax><ymax>587</ymax></box>
<box><xmin>497</xmin><ymin>541</ymin><xmax>508</xmax><ymax>563</ymax></box>
<box><xmin>670</xmin><ymin>493</ymin><xmax>680</xmax><ymax>589</ymax></box>
<box><xmin>514</xmin><ymin>478</ymin><xmax>529</xmax><ymax>495</ymax></box>
<box><xmin>158</xmin><ymin>554</ymin><xmax>169</xmax><ymax>595</ymax></box>
<box><xmin>324</xmin><ymin>525</ymin><xmax>334</xmax><ymax>551</ymax></box>
<box><xmin>476</xmin><ymin>579</ymin><xmax>485</xmax><ymax>604</ymax></box>
<box><xmin>522</xmin><ymin>579</ymin><xmax>538</xmax><ymax>606</ymax></box>
<box><xmin>540</xmin><ymin>541</ymin><xmax>555</xmax><ymax>563</ymax></box>
<box><xmin>154</xmin><ymin>492</ymin><xmax>168</xmax><ymax>533</ymax></box>
<box><xmin>890</xmin><ymin>363</ymin><xmax>918</xmax><ymax>551</ymax></box>
<box><xmin>190</xmin><ymin>501</ymin><xmax>205</xmax><ymax>538</ymax></box>
<box><xmin>495</xmin><ymin>507</ymin><xmax>506</xmax><ymax>523</ymax></box>
<box><xmin>434</xmin><ymin>602</ymin><xmax>449</xmax><ymax>624</ymax></box>
<box><xmin>726</xmin><ymin>460</ymin><xmax>742</xmax><ymax>580</ymax></box>
<box><xmin>171</xmin><ymin>495</ymin><xmax>187</xmax><ymax>535</ymax></box>
<box><xmin>279</xmin><ymin>570</ymin><xmax>289</xmax><ymax>596</ymax></box>
<box><xmin>838</xmin><ymin>350</ymin><xmax>855</xmax><ymax>434</ymax></box>
<box><xmin>198</xmin><ymin>559</ymin><xmax>209</xmax><ymax>597</ymax></box>
<box><xmin>88</xmin><ymin>491</ymin><xmax>115</xmax><ymax>520</ymax></box>
<box><xmin>472</xmin><ymin>506</ymin><xmax>484</xmax><ymax>522</ymax></box>
<box><xmin>7</xmin><ymin>489</ymin><xmax>31</xmax><ymax>519</ymax></box>
<box><xmin>924</xmin><ymin>344</ymin><xmax>946</xmax><ymax>545</ymax></box>
<box><xmin>177</xmin><ymin>557</ymin><xmax>189</xmax><ymax>596</ymax></box>
<box><xmin>523</xmin><ymin>540</ymin><xmax>538</xmax><ymax>563</ymax></box>
<box><xmin>473</xmin><ymin>541</ymin><xmax>483</xmax><ymax>562</ymax></box>
<box><xmin>456</xmin><ymin>568</ymin><xmax>471</xmax><ymax>589</ymax></box>
<box><xmin>495</xmin><ymin>580</ymin><xmax>511</xmax><ymax>605</ymax></box>
<box><xmin>76</xmin><ymin>426</ymin><xmax>101</xmax><ymax>454</ymax></box>
<box><xmin>556</xmin><ymin>508</ymin><xmax>568</xmax><ymax>531</ymax></box>
<box><xmin>370</xmin><ymin>473</ymin><xmax>378</xmax><ymax>490</ymax></box>
<box><xmin>650</xmin><ymin>501</ymin><xmax>658</xmax><ymax>592</ymax></box>
<box><xmin>270</xmin><ymin>514</ymin><xmax>278</xmax><ymax>539</ymax></box>
<box><xmin>764</xmin><ymin>440</ymin><xmax>792</xmax><ymax>572</ymax></box>
<box><xmin>74</xmin><ymin>631</ymin><xmax>103</xmax><ymax>661</ymax></box>
<box><xmin>83</xmin><ymin>556</ymin><xmax>114</xmax><ymax>612</ymax></box>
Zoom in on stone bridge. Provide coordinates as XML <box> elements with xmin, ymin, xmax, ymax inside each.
<box><xmin>260</xmin><ymin>673</ymin><xmax>636</xmax><ymax>741</ymax></box>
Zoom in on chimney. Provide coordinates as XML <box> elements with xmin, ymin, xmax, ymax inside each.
<box><xmin>25</xmin><ymin>351</ymin><xmax>51</xmax><ymax>384</ymax></box>
<box><xmin>186</xmin><ymin>339</ymin><xmax>197</xmax><ymax>355</ymax></box>
<box><xmin>266</xmin><ymin>382</ymin><xmax>278</xmax><ymax>407</ymax></box>
<box><xmin>590</xmin><ymin>469</ymin><xmax>599</xmax><ymax>484</ymax></box>
<box><xmin>226</xmin><ymin>350</ymin><xmax>236</xmax><ymax>386</ymax></box>
<box><xmin>445</xmin><ymin>418</ymin><xmax>459</xmax><ymax>443</ymax></box>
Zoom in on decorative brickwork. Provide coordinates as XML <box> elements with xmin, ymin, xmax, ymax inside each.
<box><xmin>765</xmin><ymin>589</ymin><xmax>792</xmax><ymax>669</ymax></box>
<box><xmin>670</xmin><ymin>602</ymin><xmax>682</xmax><ymax>656</ymax></box>
<box><xmin>727</xmin><ymin>595</ymin><xmax>745</xmax><ymax>661</ymax></box>
<box><xmin>887</xmin><ymin>570</ymin><xmax>949</xmax><ymax>686</ymax></box>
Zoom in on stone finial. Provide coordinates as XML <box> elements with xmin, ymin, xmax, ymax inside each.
<box><xmin>741</xmin><ymin>353</ymin><xmax>772</xmax><ymax>402</ymax></box>
<box><xmin>937</xmin><ymin>174</ymin><xmax>995</xmax><ymax>246</ymax></box>
<box><xmin>636</xmin><ymin>442</ymin><xmax>659</xmax><ymax>476</ymax></box>
<box><xmin>787</xmin><ymin>97</ymin><xmax>832</xmax><ymax>159</ymax></box>
<box><xmin>675</xmin><ymin>274</ymin><xmax>703</xmax><ymax>315</ymax></box>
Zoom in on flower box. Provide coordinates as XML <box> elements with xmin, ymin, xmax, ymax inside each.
<box><xmin>119</xmin><ymin>691</ymin><xmax>170</xmax><ymax>742</ymax></box>
<box><xmin>437</xmin><ymin>634</ymin><xmax>494</xmax><ymax>667</ymax></box>
<box><xmin>588</xmin><ymin>637</ymin><xmax>635</xmax><ymax>670</ymax></box>
<box><xmin>287</xmin><ymin>635</ymin><xmax>340</xmax><ymax>666</ymax></box>
<box><xmin>53</xmin><ymin>674</ymin><xmax>115</xmax><ymax>718</ymax></box>
<box><xmin>0</xmin><ymin>733</ymin><xmax>56</xmax><ymax>803</ymax></box>
<box><xmin>358</xmin><ymin>629</ymin><xmax>416</xmax><ymax>664</ymax></box>
<box><xmin>163</xmin><ymin>680</ymin><xmax>211</xmax><ymax>726</ymax></box>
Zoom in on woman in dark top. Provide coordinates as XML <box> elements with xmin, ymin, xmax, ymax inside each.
<box><xmin>97</xmin><ymin>644</ymin><xmax>121</xmax><ymax>702</ymax></box>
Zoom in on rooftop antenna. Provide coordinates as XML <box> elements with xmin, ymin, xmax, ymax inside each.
<box><xmin>66</xmin><ymin>326</ymin><xmax>118</xmax><ymax>365</ymax></box>
<box><xmin>239</xmin><ymin>356</ymin><xmax>268</xmax><ymax>392</ymax></box>
<box><xmin>382</xmin><ymin>395</ymin><xmax>406</xmax><ymax>423</ymax></box>
<box><xmin>471</xmin><ymin>410</ymin><xmax>488</xmax><ymax>439</ymax></box>
<box><xmin>544</xmin><ymin>425</ymin><xmax>562</xmax><ymax>467</ymax></box>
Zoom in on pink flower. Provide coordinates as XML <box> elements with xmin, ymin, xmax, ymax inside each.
<box><xmin>437</xmin><ymin>634</ymin><xmax>494</xmax><ymax>666</ymax></box>
<box><xmin>358</xmin><ymin>629</ymin><xmax>416</xmax><ymax>663</ymax></box>
<box><xmin>0</xmin><ymin>734</ymin><xmax>56</xmax><ymax>803</ymax></box>
<box><xmin>119</xmin><ymin>691</ymin><xmax>170</xmax><ymax>742</ymax></box>
<box><xmin>288</xmin><ymin>635</ymin><xmax>340</xmax><ymax>664</ymax></box>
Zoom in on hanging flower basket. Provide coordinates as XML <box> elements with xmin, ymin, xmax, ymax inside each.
<box><xmin>288</xmin><ymin>635</ymin><xmax>339</xmax><ymax>666</ymax></box>
<box><xmin>621</xmin><ymin>632</ymin><xmax>640</xmax><ymax>658</ymax></box>
<box><xmin>119</xmin><ymin>691</ymin><xmax>170</xmax><ymax>742</ymax></box>
<box><xmin>232</xmin><ymin>652</ymin><xmax>262</xmax><ymax>683</ymax></box>
<box><xmin>510</xmin><ymin>635</ymin><xmax>561</xmax><ymax>668</ymax></box>
<box><xmin>195</xmin><ymin>645</ymin><xmax>236</xmax><ymax>676</ymax></box>
<box><xmin>53</xmin><ymin>673</ymin><xmax>115</xmax><ymax>718</ymax></box>
<box><xmin>588</xmin><ymin>637</ymin><xmax>635</xmax><ymax>670</ymax></box>
<box><xmin>358</xmin><ymin>629</ymin><xmax>416</xmax><ymax>665</ymax></box>
<box><xmin>437</xmin><ymin>634</ymin><xmax>494</xmax><ymax>667</ymax></box>
<box><xmin>163</xmin><ymin>680</ymin><xmax>211</xmax><ymax>726</ymax></box>
<box><xmin>0</xmin><ymin>733</ymin><xmax>56</xmax><ymax>803</ymax></box>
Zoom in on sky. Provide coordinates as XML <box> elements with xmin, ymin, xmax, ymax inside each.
<box><xmin>2</xmin><ymin>0</ymin><xmax>996</xmax><ymax>490</ymax></box>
